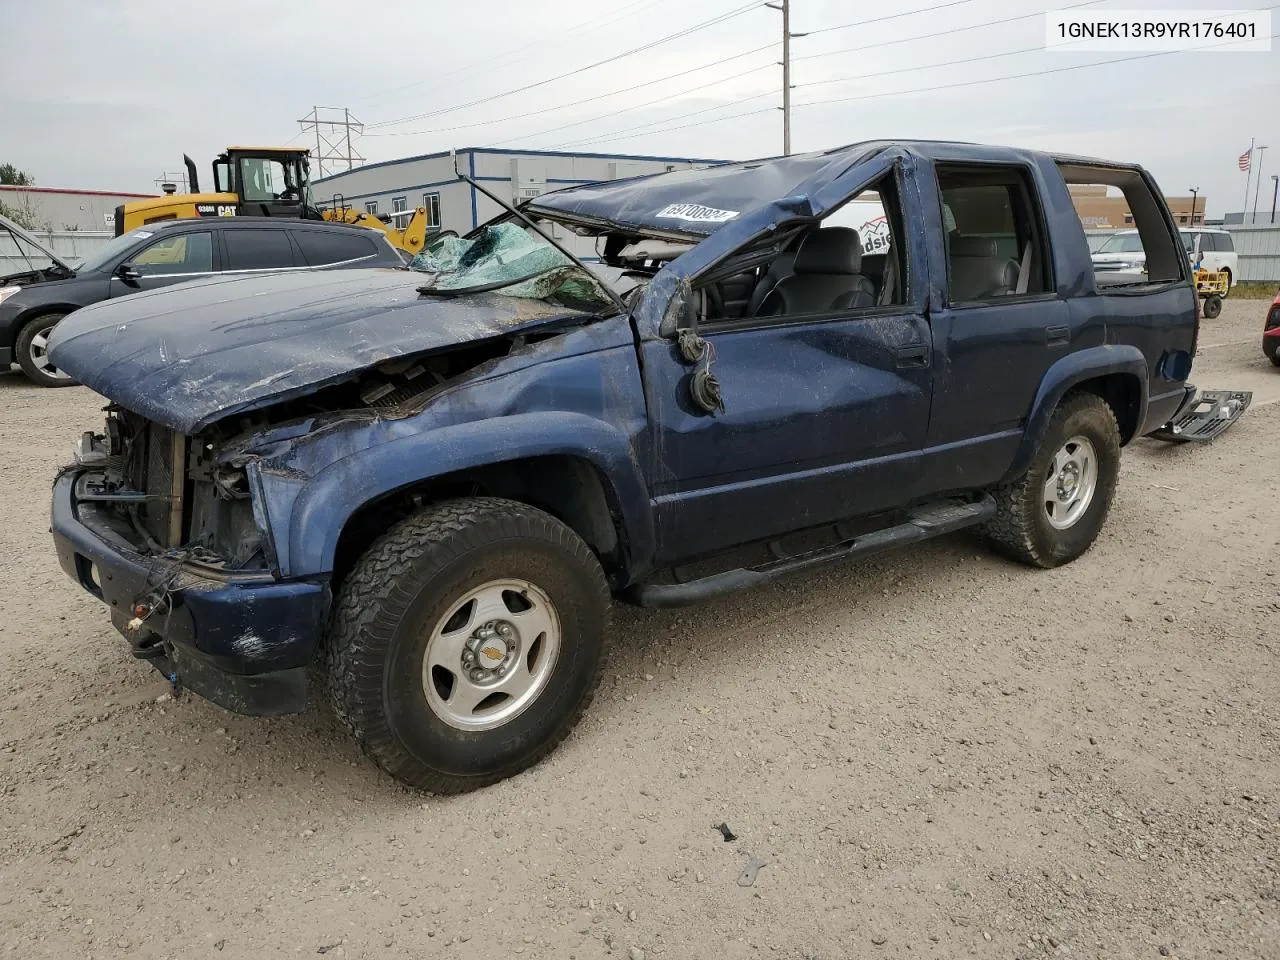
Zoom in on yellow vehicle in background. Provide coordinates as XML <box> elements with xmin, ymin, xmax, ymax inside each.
<box><xmin>114</xmin><ymin>147</ymin><xmax>428</xmax><ymax>257</ymax></box>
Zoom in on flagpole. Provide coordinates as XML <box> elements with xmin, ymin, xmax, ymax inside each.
<box><xmin>1251</xmin><ymin>145</ymin><xmax>1268</xmax><ymax>225</ymax></box>
<box><xmin>1242</xmin><ymin>137</ymin><xmax>1254</xmax><ymax>221</ymax></box>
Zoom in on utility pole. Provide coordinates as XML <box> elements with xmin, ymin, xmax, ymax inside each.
<box><xmin>1270</xmin><ymin>175</ymin><xmax>1278</xmax><ymax>224</ymax></box>
<box><xmin>1250</xmin><ymin>144</ymin><xmax>1268</xmax><ymax>224</ymax></box>
<box><xmin>1188</xmin><ymin>186</ymin><xmax>1198</xmax><ymax>227</ymax></box>
<box><xmin>765</xmin><ymin>0</ymin><xmax>805</xmax><ymax>156</ymax></box>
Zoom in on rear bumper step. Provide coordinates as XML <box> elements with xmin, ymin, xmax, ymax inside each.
<box><xmin>1149</xmin><ymin>389</ymin><xmax>1252</xmax><ymax>443</ymax></box>
<box><xmin>629</xmin><ymin>496</ymin><xmax>996</xmax><ymax>608</ymax></box>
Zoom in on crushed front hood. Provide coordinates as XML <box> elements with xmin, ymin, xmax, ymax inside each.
<box><xmin>47</xmin><ymin>268</ymin><xmax>581</xmax><ymax>433</ymax></box>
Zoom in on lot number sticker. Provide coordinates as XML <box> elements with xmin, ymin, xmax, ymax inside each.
<box><xmin>655</xmin><ymin>203</ymin><xmax>739</xmax><ymax>224</ymax></box>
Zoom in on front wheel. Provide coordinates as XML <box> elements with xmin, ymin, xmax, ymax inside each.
<box><xmin>983</xmin><ymin>392</ymin><xmax>1121</xmax><ymax>568</ymax></box>
<box><xmin>15</xmin><ymin>313</ymin><xmax>77</xmax><ymax>387</ymax></box>
<box><xmin>327</xmin><ymin>497</ymin><xmax>610</xmax><ymax>793</ymax></box>
<box><xmin>1202</xmin><ymin>294</ymin><xmax>1223</xmax><ymax>319</ymax></box>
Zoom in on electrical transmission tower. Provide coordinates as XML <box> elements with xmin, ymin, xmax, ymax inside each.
<box><xmin>297</xmin><ymin>106</ymin><xmax>366</xmax><ymax>178</ymax></box>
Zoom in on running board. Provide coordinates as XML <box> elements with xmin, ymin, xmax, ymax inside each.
<box><xmin>628</xmin><ymin>496</ymin><xmax>996</xmax><ymax>608</ymax></box>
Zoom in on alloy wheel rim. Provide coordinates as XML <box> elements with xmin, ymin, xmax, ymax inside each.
<box><xmin>29</xmin><ymin>324</ymin><xmax>71</xmax><ymax>380</ymax></box>
<box><xmin>421</xmin><ymin>578</ymin><xmax>561</xmax><ymax>732</ymax></box>
<box><xmin>1042</xmin><ymin>434</ymin><xmax>1098</xmax><ymax>530</ymax></box>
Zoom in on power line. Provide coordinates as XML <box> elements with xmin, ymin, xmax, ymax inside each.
<box><xmin>562</xmin><ymin>103</ymin><xmax>776</xmax><ymax>148</ymax></box>
<box><xmin>551</xmin><ymin>92</ymin><xmax>776</xmax><ymax>149</ymax></box>
<box><xmin>491</xmin><ymin>62</ymin><xmax>775</xmax><ymax>147</ymax></box>
<box><xmin>367</xmin><ymin>0</ymin><xmax>765</xmax><ymax>129</ymax></box>
<box><xmin>795</xmin><ymin>42</ymin><xmax>1047</xmax><ymax>90</ymax></box>
<box><xmin>558</xmin><ymin>28</ymin><xmax>1278</xmax><ymax>148</ymax></box>
<box><xmin>356</xmin><ymin>0</ymin><xmax>668</xmax><ymax>106</ymax></box>
<box><xmin>802</xmin><ymin>0</ymin><xmax>984</xmax><ymax>36</ymax></box>
<box><xmin>511</xmin><ymin>1</ymin><xmax>1111</xmax><ymax>153</ymax></box>
<box><xmin>364</xmin><ymin>42</ymin><xmax>777</xmax><ymax>139</ymax></box>
<box><xmin>793</xmin><ymin>0</ymin><xmax>1108</xmax><ymax>64</ymax></box>
<box><xmin>792</xmin><ymin>26</ymin><xmax>1280</xmax><ymax>112</ymax></box>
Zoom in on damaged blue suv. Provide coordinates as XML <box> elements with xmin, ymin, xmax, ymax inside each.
<box><xmin>48</xmin><ymin>141</ymin><xmax>1200</xmax><ymax>792</ymax></box>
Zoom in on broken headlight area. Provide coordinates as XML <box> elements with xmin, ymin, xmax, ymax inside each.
<box><xmin>72</xmin><ymin>407</ymin><xmax>271</xmax><ymax>573</ymax></box>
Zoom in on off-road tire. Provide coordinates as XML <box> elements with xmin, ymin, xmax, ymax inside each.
<box><xmin>326</xmin><ymin>497</ymin><xmax>610</xmax><ymax>793</ymax></box>
<box><xmin>16</xmin><ymin>313</ymin><xmax>77</xmax><ymax>387</ymax></box>
<box><xmin>1202</xmin><ymin>294</ymin><xmax>1223</xmax><ymax>319</ymax></box>
<box><xmin>983</xmin><ymin>392</ymin><xmax>1121</xmax><ymax>569</ymax></box>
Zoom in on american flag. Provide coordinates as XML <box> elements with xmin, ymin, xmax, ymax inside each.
<box><xmin>1239</xmin><ymin>148</ymin><xmax>1252</xmax><ymax>172</ymax></box>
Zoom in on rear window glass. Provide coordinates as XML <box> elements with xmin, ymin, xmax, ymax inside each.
<box><xmin>293</xmin><ymin>229</ymin><xmax>379</xmax><ymax>266</ymax></box>
<box><xmin>223</xmin><ymin>229</ymin><xmax>295</xmax><ymax>270</ymax></box>
<box><xmin>1215</xmin><ymin>233</ymin><xmax>1234</xmax><ymax>252</ymax></box>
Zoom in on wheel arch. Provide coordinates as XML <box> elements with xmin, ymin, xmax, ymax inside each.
<box><xmin>1004</xmin><ymin>345</ymin><xmax>1147</xmax><ymax>482</ymax></box>
<box><xmin>275</xmin><ymin>412</ymin><xmax>656</xmax><ymax>588</ymax></box>
<box><xmin>14</xmin><ymin>303</ymin><xmax>79</xmax><ymax>337</ymax></box>
<box><xmin>329</xmin><ymin>454</ymin><xmax>632</xmax><ymax>593</ymax></box>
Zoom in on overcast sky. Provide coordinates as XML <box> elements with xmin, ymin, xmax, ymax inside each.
<box><xmin>2</xmin><ymin>0</ymin><xmax>1277</xmax><ymax>216</ymax></box>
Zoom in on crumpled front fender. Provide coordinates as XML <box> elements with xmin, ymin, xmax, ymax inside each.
<box><xmin>272</xmin><ymin>411</ymin><xmax>654</xmax><ymax>579</ymax></box>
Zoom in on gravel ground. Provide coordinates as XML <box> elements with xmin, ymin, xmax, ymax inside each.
<box><xmin>1</xmin><ymin>299</ymin><xmax>1277</xmax><ymax>960</ymax></box>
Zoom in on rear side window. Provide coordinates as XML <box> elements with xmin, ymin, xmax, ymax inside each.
<box><xmin>1199</xmin><ymin>233</ymin><xmax>1217</xmax><ymax>252</ymax></box>
<box><xmin>223</xmin><ymin>229</ymin><xmax>296</xmax><ymax>270</ymax></box>
<box><xmin>293</xmin><ymin>229</ymin><xmax>379</xmax><ymax>266</ymax></box>
<box><xmin>1216</xmin><ymin>233</ymin><xmax>1234</xmax><ymax>252</ymax></box>
<box><xmin>936</xmin><ymin>165</ymin><xmax>1051</xmax><ymax>303</ymax></box>
<box><xmin>1058</xmin><ymin>163</ymin><xmax>1185</xmax><ymax>287</ymax></box>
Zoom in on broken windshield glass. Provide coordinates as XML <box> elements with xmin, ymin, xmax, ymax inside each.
<box><xmin>409</xmin><ymin>222</ymin><xmax>615</xmax><ymax>309</ymax></box>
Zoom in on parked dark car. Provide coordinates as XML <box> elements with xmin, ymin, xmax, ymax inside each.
<box><xmin>48</xmin><ymin>140</ymin><xmax>1200</xmax><ymax>793</ymax></box>
<box><xmin>1</xmin><ymin>217</ymin><xmax>403</xmax><ymax>386</ymax></box>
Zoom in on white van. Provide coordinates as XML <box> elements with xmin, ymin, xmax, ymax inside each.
<box><xmin>1093</xmin><ymin>227</ymin><xmax>1238</xmax><ymax>293</ymax></box>
<box><xmin>1187</xmin><ymin>228</ymin><xmax>1238</xmax><ymax>291</ymax></box>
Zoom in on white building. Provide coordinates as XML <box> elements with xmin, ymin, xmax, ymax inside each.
<box><xmin>312</xmin><ymin>146</ymin><xmax>728</xmax><ymax>255</ymax></box>
<box><xmin>0</xmin><ymin>184</ymin><xmax>155</xmax><ymax>233</ymax></box>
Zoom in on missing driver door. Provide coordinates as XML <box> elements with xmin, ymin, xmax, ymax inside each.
<box><xmin>640</xmin><ymin>163</ymin><xmax>934</xmax><ymax>567</ymax></box>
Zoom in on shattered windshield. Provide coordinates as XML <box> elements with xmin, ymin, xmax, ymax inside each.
<box><xmin>408</xmin><ymin>222</ymin><xmax>616</xmax><ymax>310</ymax></box>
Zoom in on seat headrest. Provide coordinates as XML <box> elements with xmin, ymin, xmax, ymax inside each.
<box><xmin>949</xmin><ymin>235</ymin><xmax>1000</xmax><ymax>258</ymax></box>
<box><xmin>793</xmin><ymin>227</ymin><xmax>863</xmax><ymax>275</ymax></box>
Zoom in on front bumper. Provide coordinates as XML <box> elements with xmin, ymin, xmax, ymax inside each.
<box><xmin>51</xmin><ymin>470</ymin><xmax>330</xmax><ymax>715</ymax></box>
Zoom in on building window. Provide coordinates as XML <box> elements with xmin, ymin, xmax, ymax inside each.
<box><xmin>1123</xmin><ymin>214</ymin><xmax>1134</xmax><ymax>224</ymax></box>
<box><xmin>392</xmin><ymin>196</ymin><xmax>407</xmax><ymax>214</ymax></box>
<box><xmin>423</xmin><ymin>192</ymin><xmax>442</xmax><ymax>230</ymax></box>
<box><xmin>365</xmin><ymin>201</ymin><xmax>378</xmax><ymax>215</ymax></box>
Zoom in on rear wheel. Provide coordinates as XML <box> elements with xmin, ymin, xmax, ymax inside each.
<box><xmin>983</xmin><ymin>392</ymin><xmax>1121</xmax><ymax>568</ymax></box>
<box><xmin>1202</xmin><ymin>294</ymin><xmax>1222</xmax><ymax>319</ymax></box>
<box><xmin>1219</xmin><ymin>268</ymin><xmax>1232</xmax><ymax>297</ymax></box>
<box><xmin>327</xmin><ymin>497</ymin><xmax>610</xmax><ymax>793</ymax></box>
<box><xmin>15</xmin><ymin>313</ymin><xmax>77</xmax><ymax>387</ymax></box>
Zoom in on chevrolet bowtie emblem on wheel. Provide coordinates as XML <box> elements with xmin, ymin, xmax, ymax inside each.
<box><xmin>481</xmin><ymin>646</ymin><xmax>505</xmax><ymax>662</ymax></box>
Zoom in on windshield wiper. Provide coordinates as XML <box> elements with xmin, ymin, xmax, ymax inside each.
<box><xmin>449</xmin><ymin>152</ymin><xmax>628</xmax><ymax>314</ymax></box>
<box><xmin>417</xmin><ymin>267</ymin><xmax>556</xmax><ymax>298</ymax></box>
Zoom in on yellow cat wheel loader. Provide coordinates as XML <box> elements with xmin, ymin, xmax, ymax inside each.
<box><xmin>114</xmin><ymin>147</ymin><xmax>427</xmax><ymax>257</ymax></box>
